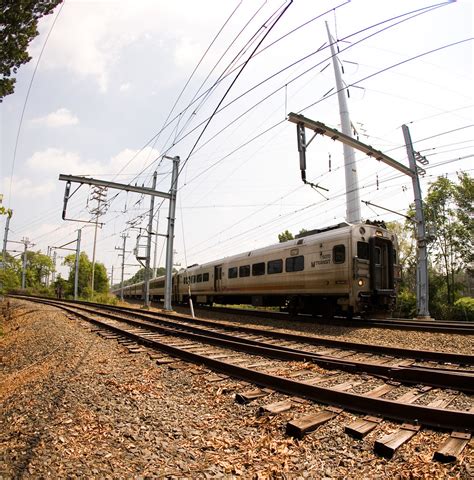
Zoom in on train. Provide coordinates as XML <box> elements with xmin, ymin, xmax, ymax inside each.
<box><xmin>115</xmin><ymin>220</ymin><xmax>400</xmax><ymax>318</ymax></box>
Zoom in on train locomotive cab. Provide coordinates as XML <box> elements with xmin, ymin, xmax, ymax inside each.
<box><xmin>352</xmin><ymin>222</ymin><xmax>399</xmax><ymax>317</ymax></box>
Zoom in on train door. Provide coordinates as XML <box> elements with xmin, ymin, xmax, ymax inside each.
<box><xmin>214</xmin><ymin>265</ymin><xmax>223</xmax><ymax>292</ymax></box>
<box><xmin>370</xmin><ymin>237</ymin><xmax>394</xmax><ymax>292</ymax></box>
<box><xmin>173</xmin><ymin>273</ymin><xmax>180</xmax><ymax>302</ymax></box>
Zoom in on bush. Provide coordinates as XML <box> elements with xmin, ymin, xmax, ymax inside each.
<box><xmin>394</xmin><ymin>289</ymin><xmax>416</xmax><ymax>318</ymax></box>
<box><xmin>87</xmin><ymin>292</ymin><xmax>118</xmax><ymax>305</ymax></box>
<box><xmin>452</xmin><ymin>297</ymin><xmax>474</xmax><ymax>322</ymax></box>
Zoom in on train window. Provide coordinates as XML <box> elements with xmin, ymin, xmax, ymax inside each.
<box><xmin>374</xmin><ymin>247</ymin><xmax>381</xmax><ymax>265</ymax></box>
<box><xmin>228</xmin><ymin>267</ymin><xmax>238</xmax><ymax>279</ymax></box>
<box><xmin>333</xmin><ymin>245</ymin><xmax>345</xmax><ymax>264</ymax></box>
<box><xmin>357</xmin><ymin>241</ymin><xmax>369</xmax><ymax>260</ymax></box>
<box><xmin>191</xmin><ymin>275</ymin><xmax>196</xmax><ymax>283</ymax></box>
<box><xmin>267</xmin><ymin>259</ymin><xmax>283</xmax><ymax>274</ymax></box>
<box><xmin>286</xmin><ymin>255</ymin><xmax>304</xmax><ymax>272</ymax></box>
<box><xmin>252</xmin><ymin>262</ymin><xmax>265</xmax><ymax>276</ymax></box>
<box><xmin>197</xmin><ymin>274</ymin><xmax>203</xmax><ymax>283</ymax></box>
<box><xmin>239</xmin><ymin>265</ymin><xmax>250</xmax><ymax>277</ymax></box>
<box><xmin>203</xmin><ymin>272</ymin><xmax>209</xmax><ymax>282</ymax></box>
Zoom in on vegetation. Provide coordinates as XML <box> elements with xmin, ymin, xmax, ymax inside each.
<box><xmin>62</xmin><ymin>252</ymin><xmax>109</xmax><ymax>298</ymax></box>
<box><xmin>394</xmin><ymin>172</ymin><xmax>473</xmax><ymax>320</ymax></box>
<box><xmin>0</xmin><ymin>248</ymin><xmax>116</xmax><ymax>304</ymax></box>
<box><xmin>1</xmin><ymin>0</ymin><xmax>63</xmax><ymax>100</ymax></box>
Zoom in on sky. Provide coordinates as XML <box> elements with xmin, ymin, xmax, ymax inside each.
<box><xmin>1</xmin><ymin>0</ymin><xmax>473</xmax><ymax>284</ymax></box>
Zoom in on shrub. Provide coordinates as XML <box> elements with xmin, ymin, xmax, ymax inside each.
<box><xmin>394</xmin><ymin>289</ymin><xmax>416</xmax><ymax>318</ymax></box>
<box><xmin>453</xmin><ymin>297</ymin><xmax>474</xmax><ymax>322</ymax></box>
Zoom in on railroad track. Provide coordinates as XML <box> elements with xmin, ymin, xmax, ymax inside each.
<box><xmin>196</xmin><ymin>304</ymin><xmax>474</xmax><ymax>335</ymax></box>
<box><xmin>12</xmin><ymin>295</ymin><xmax>474</xmax><ymax>461</ymax></box>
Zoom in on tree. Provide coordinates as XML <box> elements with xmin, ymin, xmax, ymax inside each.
<box><xmin>423</xmin><ymin>173</ymin><xmax>473</xmax><ymax>306</ymax></box>
<box><xmin>278</xmin><ymin>230</ymin><xmax>294</xmax><ymax>243</ymax></box>
<box><xmin>24</xmin><ymin>250</ymin><xmax>54</xmax><ymax>287</ymax></box>
<box><xmin>63</xmin><ymin>251</ymin><xmax>109</xmax><ymax>298</ymax></box>
<box><xmin>1</xmin><ymin>0</ymin><xmax>63</xmax><ymax>100</ymax></box>
<box><xmin>0</xmin><ymin>252</ymin><xmax>20</xmax><ymax>293</ymax></box>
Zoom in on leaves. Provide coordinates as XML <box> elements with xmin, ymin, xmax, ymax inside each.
<box><xmin>0</xmin><ymin>0</ymin><xmax>63</xmax><ymax>101</ymax></box>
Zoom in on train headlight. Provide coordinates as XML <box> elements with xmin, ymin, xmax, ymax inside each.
<box><xmin>358</xmin><ymin>279</ymin><xmax>365</xmax><ymax>287</ymax></box>
<box><xmin>375</xmin><ymin>230</ymin><xmax>383</xmax><ymax>237</ymax></box>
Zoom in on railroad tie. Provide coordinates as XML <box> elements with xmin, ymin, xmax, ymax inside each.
<box><xmin>286</xmin><ymin>406</ymin><xmax>343</xmax><ymax>439</ymax></box>
<box><xmin>433</xmin><ymin>431</ymin><xmax>472</xmax><ymax>463</ymax></box>
<box><xmin>374</xmin><ymin>423</ymin><xmax>421</xmax><ymax>459</ymax></box>
<box><xmin>235</xmin><ymin>388</ymin><xmax>272</xmax><ymax>404</ymax></box>
<box><xmin>344</xmin><ymin>383</ymin><xmax>394</xmax><ymax>438</ymax></box>
<box><xmin>258</xmin><ymin>400</ymin><xmax>293</xmax><ymax>416</ymax></box>
<box><xmin>433</xmin><ymin>406</ymin><xmax>474</xmax><ymax>463</ymax></box>
<box><xmin>345</xmin><ymin>416</ymin><xmax>382</xmax><ymax>439</ymax></box>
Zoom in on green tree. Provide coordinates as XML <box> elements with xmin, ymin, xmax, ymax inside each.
<box><xmin>278</xmin><ymin>230</ymin><xmax>294</xmax><ymax>243</ymax></box>
<box><xmin>24</xmin><ymin>250</ymin><xmax>54</xmax><ymax>288</ymax></box>
<box><xmin>0</xmin><ymin>252</ymin><xmax>20</xmax><ymax>293</ymax></box>
<box><xmin>1</xmin><ymin>0</ymin><xmax>63</xmax><ymax>100</ymax></box>
<box><xmin>63</xmin><ymin>251</ymin><xmax>109</xmax><ymax>298</ymax></box>
<box><xmin>423</xmin><ymin>173</ymin><xmax>473</xmax><ymax>306</ymax></box>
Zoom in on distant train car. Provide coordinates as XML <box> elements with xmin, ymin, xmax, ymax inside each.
<box><xmin>116</xmin><ymin>221</ymin><xmax>400</xmax><ymax>317</ymax></box>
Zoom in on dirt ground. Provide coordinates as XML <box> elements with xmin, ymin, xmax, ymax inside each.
<box><xmin>1</xmin><ymin>298</ymin><xmax>473</xmax><ymax>479</ymax></box>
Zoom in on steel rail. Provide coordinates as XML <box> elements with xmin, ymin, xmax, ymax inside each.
<box><xmin>25</xmin><ymin>298</ymin><xmax>474</xmax><ymax>432</ymax></box>
<box><xmin>20</xmin><ymin>297</ymin><xmax>474</xmax><ymax>393</ymax></box>
<box><xmin>12</xmin><ymin>295</ymin><xmax>474</xmax><ymax>365</ymax></box>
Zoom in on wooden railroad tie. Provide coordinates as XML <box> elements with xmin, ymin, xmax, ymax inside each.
<box><xmin>374</xmin><ymin>423</ymin><xmax>421</xmax><ymax>459</ymax></box>
<box><xmin>235</xmin><ymin>388</ymin><xmax>272</xmax><ymax>405</ymax></box>
<box><xmin>286</xmin><ymin>407</ymin><xmax>344</xmax><ymax>439</ymax></box>
<box><xmin>434</xmin><ymin>406</ymin><xmax>474</xmax><ymax>463</ymax></box>
<box><xmin>258</xmin><ymin>400</ymin><xmax>293</xmax><ymax>416</ymax></box>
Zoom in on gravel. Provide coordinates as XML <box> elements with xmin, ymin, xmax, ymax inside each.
<box><xmin>1</xmin><ymin>298</ymin><xmax>473</xmax><ymax>479</ymax></box>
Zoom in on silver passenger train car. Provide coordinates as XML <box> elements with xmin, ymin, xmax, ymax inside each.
<box><xmin>117</xmin><ymin>221</ymin><xmax>400</xmax><ymax>317</ymax></box>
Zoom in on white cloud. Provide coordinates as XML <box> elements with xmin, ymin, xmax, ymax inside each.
<box><xmin>25</xmin><ymin>146</ymin><xmax>161</xmax><ymax>179</ymax></box>
<box><xmin>174</xmin><ymin>37</ymin><xmax>202</xmax><ymax>69</ymax></box>
<box><xmin>30</xmin><ymin>0</ymin><xmax>229</xmax><ymax>92</ymax></box>
<box><xmin>6</xmin><ymin>175</ymin><xmax>55</xmax><ymax>198</ymax></box>
<box><xmin>31</xmin><ymin>108</ymin><xmax>79</xmax><ymax>127</ymax></box>
<box><xmin>119</xmin><ymin>82</ymin><xmax>131</xmax><ymax>92</ymax></box>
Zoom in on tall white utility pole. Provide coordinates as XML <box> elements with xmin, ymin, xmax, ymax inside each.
<box><xmin>326</xmin><ymin>22</ymin><xmax>361</xmax><ymax>224</ymax></box>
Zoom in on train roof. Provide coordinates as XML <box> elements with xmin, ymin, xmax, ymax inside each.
<box><xmin>182</xmin><ymin>221</ymin><xmax>382</xmax><ymax>272</ymax></box>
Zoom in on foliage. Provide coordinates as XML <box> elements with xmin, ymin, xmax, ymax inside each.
<box><xmin>385</xmin><ymin>221</ymin><xmax>417</xmax><ymax>292</ymax></box>
<box><xmin>89</xmin><ymin>292</ymin><xmax>118</xmax><ymax>305</ymax></box>
<box><xmin>63</xmin><ymin>251</ymin><xmax>109</xmax><ymax>297</ymax></box>
<box><xmin>116</xmin><ymin>266</ymin><xmax>171</xmax><ymax>289</ymax></box>
<box><xmin>278</xmin><ymin>230</ymin><xmax>294</xmax><ymax>243</ymax></box>
<box><xmin>0</xmin><ymin>264</ymin><xmax>20</xmax><ymax>294</ymax></box>
<box><xmin>423</xmin><ymin>173</ymin><xmax>473</xmax><ymax>305</ymax></box>
<box><xmin>24</xmin><ymin>250</ymin><xmax>54</xmax><ymax>288</ymax></box>
<box><xmin>278</xmin><ymin>228</ymin><xmax>316</xmax><ymax>243</ymax></box>
<box><xmin>393</xmin><ymin>289</ymin><xmax>416</xmax><ymax>319</ymax></box>
<box><xmin>0</xmin><ymin>0</ymin><xmax>63</xmax><ymax>100</ymax></box>
<box><xmin>453</xmin><ymin>297</ymin><xmax>474</xmax><ymax>322</ymax></box>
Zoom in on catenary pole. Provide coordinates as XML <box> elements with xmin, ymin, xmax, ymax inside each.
<box><xmin>2</xmin><ymin>212</ymin><xmax>12</xmax><ymax>268</ymax></box>
<box><xmin>402</xmin><ymin>124</ymin><xmax>431</xmax><ymax>319</ymax></box>
<box><xmin>143</xmin><ymin>171</ymin><xmax>157</xmax><ymax>308</ymax></box>
<box><xmin>74</xmin><ymin>229</ymin><xmax>81</xmax><ymax>300</ymax></box>
<box><xmin>164</xmin><ymin>156</ymin><xmax>180</xmax><ymax>311</ymax></box>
